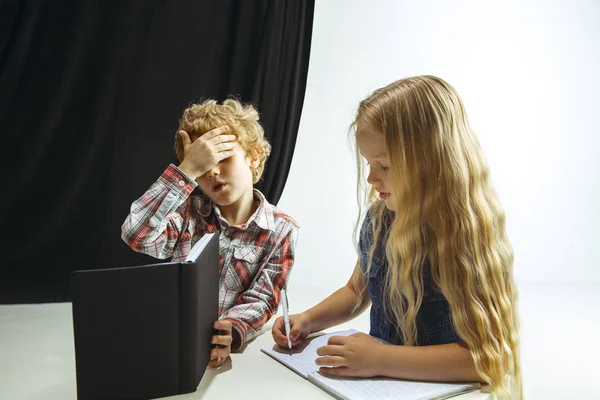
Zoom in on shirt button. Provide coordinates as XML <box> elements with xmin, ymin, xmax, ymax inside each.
<box><xmin>178</xmin><ymin>180</ymin><xmax>185</xmax><ymax>187</ymax></box>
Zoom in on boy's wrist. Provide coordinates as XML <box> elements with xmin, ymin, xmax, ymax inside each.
<box><xmin>178</xmin><ymin>161</ymin><xmax>202</xmax><ymax>180</ymax></box>
<box><xmin>230</xmin><ymin>327</ymin><xmax>242</xmax><ymax>351</ymax></box>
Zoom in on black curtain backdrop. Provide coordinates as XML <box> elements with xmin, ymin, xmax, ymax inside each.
<box><xmin>0</xmin><ymin>0</ymin><xmax>314</xmax><ymax>303</ymax></box>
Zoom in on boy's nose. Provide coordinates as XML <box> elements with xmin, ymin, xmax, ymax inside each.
<box><xmin>206</xmin><ymin>166</ymin><xmax>220</xmax><ymax>178</ymax></box>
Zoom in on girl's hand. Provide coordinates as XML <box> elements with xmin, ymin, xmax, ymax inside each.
<box><xmin>178</xmin><ymin>126</ymin><xmax>238</xmax><ymax>179</ymax></box>
<box><xmin>272</xmin><ymin>312</ymin><xmax>313</xmax><ymax>349</ymax></box>
<box><xmin>208</xmin><ymin>320</ymin><xmax>232</xmax><ymax>368</ymax></box>
<box><xmin>315</xmin><ymin>332</ymin><xmax>385</xmax><ymax>377</ymax></box>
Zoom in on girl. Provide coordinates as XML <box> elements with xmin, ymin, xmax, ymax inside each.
<box><xmin>272</xmin><ymin>76</ymin><xmax>521</xmax><ymax>398</ymax></box>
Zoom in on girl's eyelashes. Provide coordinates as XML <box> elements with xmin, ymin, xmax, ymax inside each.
<box><xmin>365</xmin><ymin>160</ymin><xmax>389</xmax><ymax>172</ymax></box>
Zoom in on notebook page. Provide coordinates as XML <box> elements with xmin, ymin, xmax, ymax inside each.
<box><xmin>309</xmin><ymin>374</ymin><xmax>480</xmax><ymax>400</ymax></box>
<box><xmin>261</xmin><ymin>329</ymin><xmax>359</xmax><ymax>378</ymax></box>
<box><xmin>185</xmin><ymin>233</ymin><xmax>216</xmax><ymax>262</ymax></box>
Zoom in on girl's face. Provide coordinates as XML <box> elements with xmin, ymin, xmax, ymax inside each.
<box><xmin>356</xmin><ymin>124</ymin><xmax>395</xmax><ymax>211</ymax></box>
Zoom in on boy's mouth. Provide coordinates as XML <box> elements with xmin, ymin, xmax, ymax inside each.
<box><xmin>212</xmin><ymin>182</ymin><xmax>227</xmax><ymax>192</ymax></box>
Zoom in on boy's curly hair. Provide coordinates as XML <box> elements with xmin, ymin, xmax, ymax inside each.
<box><xmin>174</xmin><ymin>98</ymin><xmax>271</xmax><ymax>184</ymax></box>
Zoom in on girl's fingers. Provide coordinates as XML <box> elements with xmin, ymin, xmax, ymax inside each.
<box><xmin>315</xmin><ymin>356</ymin><xmax>346</xmax><ymax>367</ymax></box>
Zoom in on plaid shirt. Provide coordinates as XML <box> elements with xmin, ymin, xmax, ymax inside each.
<box><xmin>121</xmin><ymin>164</ymin><xmax>299</xmax><ymax>350</ymax></box>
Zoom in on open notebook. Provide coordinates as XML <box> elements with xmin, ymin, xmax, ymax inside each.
<box><xmin>261</xmin><ymin>329</ymin><xmax>480</xmax><ymax>400</ymax></box>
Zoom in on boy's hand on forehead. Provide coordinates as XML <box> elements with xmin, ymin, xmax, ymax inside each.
<box><xmin>178</xmin><ymin>125</ymin><xmax>238</xmax><ymax>180</ymax></box>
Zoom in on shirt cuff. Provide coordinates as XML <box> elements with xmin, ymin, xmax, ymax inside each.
<box><xmin>221</xmin><ymin>317</ymin><xmax>247</xmax><ymax>352</ymax></box>
<box><xmin>159</xmin><ymin>164</ymin><xmax>198</xmax><ymax>194</ymax></box>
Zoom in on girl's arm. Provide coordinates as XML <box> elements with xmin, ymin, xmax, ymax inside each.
<box><xmin>304</xmin><ymin>264</ymin><xmax>371</xmax><ymax>333</ymax></box>
<box><xmin>316</xmin><ymin>325</ymin><xmax>481</xmax><ymax>382</ymax></box>
<box><xmin>311</xmin><ymin>267</ymin><xmax>481</xmax><ymax>382</ymax></box>
<box><xmin>272</xmin><ymin>264</ymin><xmax>370</xmax><ymax>348</ymax></box>
<box><xmin>377</xmin><ymin>342</ymin><xmax>481</xmax><ymax>382</ymax></box>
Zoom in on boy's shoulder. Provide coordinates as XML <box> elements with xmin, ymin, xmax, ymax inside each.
<box><xmin>256</xmin><ymin>190</ymin><xmax>299</xmax><ymax>230</ymax></box>
<box><xmin>271</xmin><ymin>206</ymin><xmax>299</xmax><ymax>229</ymax></box>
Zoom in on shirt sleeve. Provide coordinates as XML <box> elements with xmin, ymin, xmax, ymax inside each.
<box><xmin>220</xmin><ymin>225</ymin><xmax>299</xmax><ymax>351</ymax></box>
<box><xmin>120</xmin><ymin>164</ymin><xmax>199</xmax><ymax>259</ymax></box>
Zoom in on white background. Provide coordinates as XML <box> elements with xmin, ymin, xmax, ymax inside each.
<box><xmin>279</xmin><ymin>0</ymin><xmax>600</xmax><ymax>289</ymax></box>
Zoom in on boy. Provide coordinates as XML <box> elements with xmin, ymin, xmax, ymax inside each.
<box><xmin>121</xmin><ymin>99</ymin><xmax>299</xmax><ymax>368</ymax></box>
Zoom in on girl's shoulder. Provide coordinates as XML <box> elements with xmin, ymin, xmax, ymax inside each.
<box><xmin>359</xmin><ymin>203</ymin><xmax>394</xmax><ymax>251</ymax></box>
<box><xmin>363</xmin><ymin>202</ymin><xmax>394</xmax><ymax>230</ymax></box>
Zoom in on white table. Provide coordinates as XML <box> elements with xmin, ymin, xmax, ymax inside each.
<box><xmin>0</xmin><ymin>302</ymin><xmax>489</xmax><ymax>400</ymax></box>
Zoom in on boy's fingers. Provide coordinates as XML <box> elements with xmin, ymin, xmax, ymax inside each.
<box><xmin>207</xmin><ymin>357</ymin><xmax>224</xmax><ymax>368</ymax></box>
<box><xmin>209</xmin><ymin>133</ymin><xmax>237</xmax><ymax>145</ymax></box>
<box><xmin>214</xmin><ymin>320</ymin><xmax>232</xmax><ymax>334</ymax></box>
<box><xmin>215</xmin><ymin>150</ymin><xmax>235</xmax><ymax>163</ymax></box>
<box><xmin>203</xmin><ymin>125</ymin><xmax>230</xmax><ymax>140</ymax></box>
<box><xmin>212</xmin><ymin>334</ymin><xmax>232</xmax><ymax>346</ymax></box>
<box><xmin>178</xmin><ymin>130</ymin><xmax>191</xmax><ymax>146</ymax></box>
<box><xmin>211</xmin><ymin>347</ymin><xmax>230</xmax><ymax>359</ymax></box>
<box><xmin>214</xmin><ymin>142</ymin><xmax>238</xmax><ymax>153</ymax></box>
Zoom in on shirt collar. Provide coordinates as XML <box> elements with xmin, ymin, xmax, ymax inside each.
<box><xmin>203</xmin><ymin>189</ymin><xmax>275</xmax><ymax>232</ymax></box>
<box><xmin>247</xmin><ymin>189</ymin><xmax>275</xmax><ymax>231</ymax></box>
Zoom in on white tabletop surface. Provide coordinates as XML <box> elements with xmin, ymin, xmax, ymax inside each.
<box><xmin>0</xmin><ymin>299</ymin><xmax>489</xmax><ymax>400</ymax></box>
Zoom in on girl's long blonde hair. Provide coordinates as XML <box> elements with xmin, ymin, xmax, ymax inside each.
<box><xmin>353</xmin><ymin>76</ymin><xmax>521</xmax><ymax>398</ymax></box>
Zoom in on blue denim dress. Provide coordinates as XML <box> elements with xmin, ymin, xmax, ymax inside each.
<box><xmin>359</xmin><ymin>209</ymin><xmax>461</xmax><ymax>346</ymax></box>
